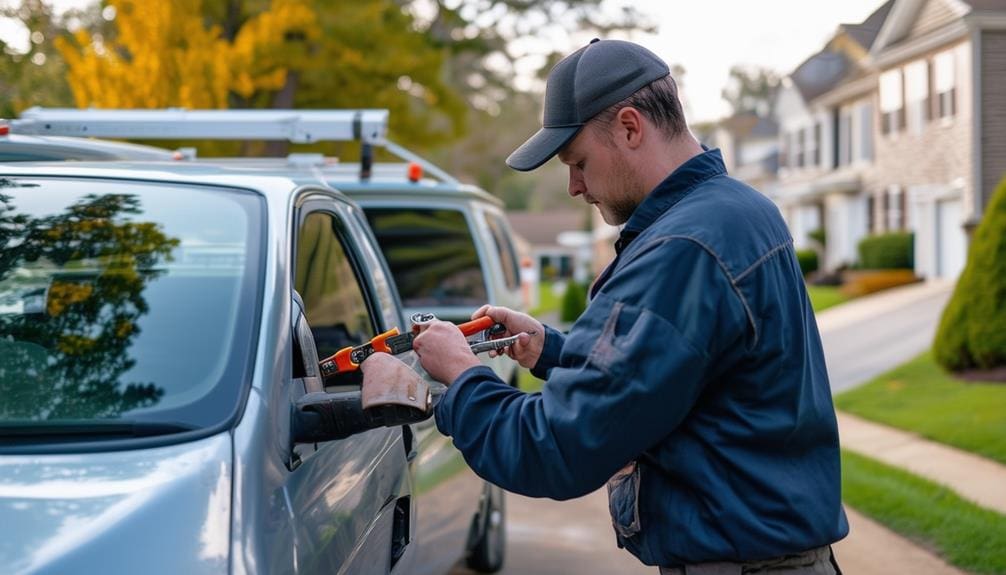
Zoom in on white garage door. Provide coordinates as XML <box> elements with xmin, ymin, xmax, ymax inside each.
<box><xmin>936</xmin><ymin>198</ymin><xmax>966</xmax><ymax>278</ymax></box>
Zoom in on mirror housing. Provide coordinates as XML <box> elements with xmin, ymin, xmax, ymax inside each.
<box><xmin>289</xmin><ymin>291</ymin><xmax>431</xmax><ymax>444</ymax></box>
<box><xmin>292</xmin><ymin>390</ymin><xmax>430</xmax><ymax>443</ymax></box>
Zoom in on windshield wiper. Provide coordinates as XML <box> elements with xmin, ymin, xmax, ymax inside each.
<box><xmin>0</xmin><ymin>420</ymin><xmax>197</xmax><ymax>439</ymax></box>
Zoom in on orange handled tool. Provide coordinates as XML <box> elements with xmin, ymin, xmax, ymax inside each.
<box><xmin>319</xmin><ymin>315</ymin><xmax>502</xmax><ymax>379</ymax></box>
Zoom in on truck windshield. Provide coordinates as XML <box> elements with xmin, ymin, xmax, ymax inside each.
<box><xmin>0</xmin><ymin>176</ymin><xmax>263</xmax><ymax>439</ymax></box>
<box><xmin>363</xmin><ymin>207</ymin><xmax>487</xmax><ymax>308</ymax></box>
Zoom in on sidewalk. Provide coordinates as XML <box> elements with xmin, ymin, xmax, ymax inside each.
<box><xmin>814</xmin><ymin>279</ymin><xmax>954</xmax><ymax>333</ymax></box>
<box><xmin>837</xmin><ymin>412</ymin><xmax>1006</xmax><ymax>515</ymax></box>
<box><xmin>812</xmin><ymin>280</ymin><xmax>1006</xmax><ymax>573</ymax></box>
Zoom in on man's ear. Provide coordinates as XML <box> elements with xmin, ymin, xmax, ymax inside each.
<box><xmin>615</xmin><ymin>107</ymin><xmax>644</xmax><ymax>150</ymax></box>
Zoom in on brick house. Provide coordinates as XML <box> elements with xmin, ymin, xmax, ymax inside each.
<box><xmin>774</xmin><ymin>0</ymin><xmax>1006</xmax><ymax>279</ymax></box>
<box><xmin>867</xmin><ymin>0</ymin><xmax>1006</xmax><ymax>278</ymax></box>
<box><xmin>774</xmin><ymin>1</ymin><xmax>893</xmax><ymax>270</ymax></box>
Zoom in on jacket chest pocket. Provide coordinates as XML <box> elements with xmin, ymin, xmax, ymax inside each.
<box><xmin>607</xmin><ymin>460</ymin><xmax>642</xmax><ymax>542</ymax></box>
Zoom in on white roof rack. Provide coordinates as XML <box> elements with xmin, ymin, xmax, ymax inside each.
<box><xmin>11</xmin><ymin>107</ymin><xmax>460</xmax><ymax>184</ymax></box>
<box><xmin>12</xmin><ymin>108</ymin><xmax>389</xmax><ymax>144</ymax></box>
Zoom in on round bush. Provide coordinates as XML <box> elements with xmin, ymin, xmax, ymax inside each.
<box><xmin>858</xmin><ymin>232</ymin><xmax>914</xmax><ymax>269</ymax></box>
<box><xmin>796</xmin><ymin>249</ymin><xmax>818</xmax><ymax>277</ymax></box>
<box><xmin>933</xmin><ymin>177</ymin><xmax>1006</xmax><ymax>371</ymax></box>
<box><xmin>560</xmin><ymin>281</ymin><xmax>588</xmax><ymax>323</ymax></box>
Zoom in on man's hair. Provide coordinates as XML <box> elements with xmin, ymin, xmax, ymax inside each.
<box><xmin>589</xmin><ymin>75</ymin><xmax>687</xmax><ymax>143</ymax></box>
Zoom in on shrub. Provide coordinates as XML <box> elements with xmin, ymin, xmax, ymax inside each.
<box><xmin>796</xmin><ymin>249</ymin><xmax>819</xmax><ymax>277</ymax></box>
<box><xmin>808</xmin><ymin>228</ymin><xmax>827</xmax><ymax>248</ymax></box>
<box><xmin>559</xmin><ymin>281</ymin><xmax>588</xmax><ymax>323</ymax></box>
<box><xmin>934</xmin><ymin>177</ymin><xmax>1006</xmax><ymax>371</ymax></box>
<box><xmin>858</xmin><ymin>232</ymin><xmax>914</xmax><ymax>269</ymax></box>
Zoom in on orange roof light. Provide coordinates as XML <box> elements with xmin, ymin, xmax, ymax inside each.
<box><xmin>407</xmin><ymin>162</ymin><xmax>422</xmax><ymax>183</ymax></box>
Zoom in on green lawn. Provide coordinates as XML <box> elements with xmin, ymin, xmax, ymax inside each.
<box><xmin>835</xmin><ymin>351</ymin><xmax>1006</xmax><ymax>465</ymax></box>
<box><xmin>518</xmin><ymin>367</ymin><xmax>543</xmax><ymax>393</ymax></box>
<box><xmin>530</xmin><ymin>281</ymin><xmax>560</xmax><ymax>316</ymax></box>
<box><xmin>806</xmin><ymin>285</ymin><xmax>849</xmax><ymax>313</ymax></box>
<box><xmin>842</xmin><ymin>450</ymin><xmax>1006</xmax><ymax>574</ymax></box>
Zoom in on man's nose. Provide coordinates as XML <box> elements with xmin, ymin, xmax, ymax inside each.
<box><xmin>567</xmin><ymin>167</ymin><xmax>585</xmax><ymax>197</ymax></box>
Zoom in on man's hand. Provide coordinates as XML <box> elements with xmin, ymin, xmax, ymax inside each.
<box><xmin>471</xmin><ymin>305</ymin><xmax>545</xmax><ymax>370</ymax></box>
<box><xmin>413</xmin><ymin>320</ymin><xmax>483</xmax><ymax>384</ymax></box>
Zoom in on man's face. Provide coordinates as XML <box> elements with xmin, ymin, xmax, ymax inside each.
<box><xmin>557</xmin><ymin>122</ymin><xmax>641</xmax><ymax>226</ymax></box>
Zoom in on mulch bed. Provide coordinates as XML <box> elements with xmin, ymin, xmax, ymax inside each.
<box><xmin>956</xmin><ymin>366</ymin><xmax>1006</xmax><ymax>383</ymax></box>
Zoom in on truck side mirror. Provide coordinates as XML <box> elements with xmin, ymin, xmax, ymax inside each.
<box><xmin>289</xmin><ymin>293</ymin><xmax>431</xmax><ymax>444</ymax></box>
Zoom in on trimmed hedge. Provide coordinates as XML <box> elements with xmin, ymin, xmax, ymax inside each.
<box><xmin>858</xmin><ymin>232</ymin><xmax>914</xmax><ymax>269</ymax></box>
<box><xmin>796</xmin><ymin>249</ymin><xmax>818</xmax><ymax>277</ymax></box>
<box><xmin>934</xmin><ymin>176</ymin><xmax>1006</xmax><ymax>371</ymax></box>
<box><xmin>560</xmin><ymin>281</ymin><xmax>588</xmax><ymax>323</ymax></box>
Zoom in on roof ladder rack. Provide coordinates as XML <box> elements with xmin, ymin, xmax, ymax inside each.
<box><xmin>11</xmin><ymin>107</ymin><xmax>459</xmax><ymax>184</ymax></box>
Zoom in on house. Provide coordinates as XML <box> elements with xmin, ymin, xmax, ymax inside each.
<box><xmin>506</xmin><ymin>209</ymin><xmax>593</xmax><ymax>283</ymax></box>
<box><xmin>866</xmin><ymin>0</ymin><xmax>1006</xmax><ymax>278</ymax></box>
<box><xmin>774</xmin><ymin>0</ymin><xmax>1006</xmax><ymax>279</ymax></box>
<box><xmin>712</xmin><ymin>113</ymin><xmax>780</xmax><ymax>197</ymax></box>
<box><xmin>775</xmin><ymin>0</ymin><xmax>893</xmax><ymax>270</ymax></box>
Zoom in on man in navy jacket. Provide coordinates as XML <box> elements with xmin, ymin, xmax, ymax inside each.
<box><xmin>362</xmin><ymin>39</ymin><xmax>847</xmax><ymax>573</ymax></box>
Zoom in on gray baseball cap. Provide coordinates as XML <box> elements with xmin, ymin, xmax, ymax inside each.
<box><xmin>506</xmin><ymin>39</ymin><xmax>670</xmax><ymax>172</ymax></box>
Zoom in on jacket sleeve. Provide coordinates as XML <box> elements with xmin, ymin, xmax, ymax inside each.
<box><xmin>530</xmin><ymin>324</ymin><xmax>566</xmax><ymax>379</ymax></box>
<box><xmin>435</xmin><ymin>238</ymin><xmax>748</xmax><ymax>499</ymax></box>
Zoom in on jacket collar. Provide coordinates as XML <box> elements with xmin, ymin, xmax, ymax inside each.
<box><xmin>615</xmin><ymin>148</ymin><xmax>727</xmax><ymax>253</ymax></box>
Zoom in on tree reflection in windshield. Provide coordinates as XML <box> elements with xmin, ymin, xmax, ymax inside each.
<box><xmin>0</xmin><ymin>186</ymin><xmax>180</xmax><ymax>421</ymax></box>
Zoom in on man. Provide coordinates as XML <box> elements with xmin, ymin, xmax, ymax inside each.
<box><xmin>361</xmin><ymin>39</ymin><xmax>848</xmax><ymax>573</ymax></box>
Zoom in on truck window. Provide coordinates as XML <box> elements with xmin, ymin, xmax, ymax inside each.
<box><xmin>364</xmin><ymin>208</ymin><xmax>487</xmax><ymax>308</ymax></box>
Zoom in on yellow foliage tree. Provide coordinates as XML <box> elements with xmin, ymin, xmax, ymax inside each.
<box><xmin>56</xmin><ymin>0</ymin><xmax>319</xmax><ymax>109</ymax></box>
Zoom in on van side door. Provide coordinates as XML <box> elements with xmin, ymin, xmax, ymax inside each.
<box><xmin>286</xmin><ymin>201</ymin><xmax>413</xmax><ymax>574</ymax></box>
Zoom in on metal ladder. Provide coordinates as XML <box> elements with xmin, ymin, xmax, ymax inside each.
<box><xmin>10</xmin><ymin>107</ymin><xmax>458</xmax><ymax>183</ymax></box>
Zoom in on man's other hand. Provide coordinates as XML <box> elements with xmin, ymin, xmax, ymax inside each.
<box><xmin>413</xmin><ymin>320</ymin><xmax>483</xmax><ymax>384</ymax></box>
<box><xmin>471</xmin><ymin>305</ymin><xmax>545</xmax><ymax>370</ymax></box>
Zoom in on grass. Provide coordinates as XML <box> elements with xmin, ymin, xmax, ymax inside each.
<box><xmin>835</xmin><ymin>351</ymin><xmax>1006</xmax><ymax>465</ymax></box>
<box><xmin>517</xmin><ymin>367</ymin><xmax>543</xmax><ymax>393</ymax></box>
<box><xmin>806</xmin><ymin>285</ymin><xmax>850</xmax><ymax>313</ymax></box>
<box><xmin>530</xmin><ymin>280</ymin><xmax>560</xmax><ymax>316</ymax></box>
<box><xmin>842</xmin><ymin>449</ymin><xmax>1006</xmax><ymax>574</ymax></box>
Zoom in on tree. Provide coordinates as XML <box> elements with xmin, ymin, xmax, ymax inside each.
<box><xmin>933</xmin><ymin>177</ymin><xmax>1006</xmax><ymax>372</ymax></box>
<box><xmin>721</xmin><ymin>65</ymin><xmax>781</xmax><ymax>117</ymax></box>
<box><xmin>0</xmin><ymin>0</ymin><xmax>89</xmax><ymax>117</ymax></box>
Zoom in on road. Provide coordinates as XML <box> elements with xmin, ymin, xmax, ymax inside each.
<box><xmin>453</xmin><ymin>281</ymin><xmax>955</xmax><ymax>574</ymax></box>
<box><xmin>818</xmin><ymin>282</ymin><xmax>954</xmax><ymax>392</ymax></box>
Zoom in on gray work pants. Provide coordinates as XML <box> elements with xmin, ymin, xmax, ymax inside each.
<box><xmin>658</xmin><ymin>546</ymin><xmax>840</xmax><ymax>575</ymax></box>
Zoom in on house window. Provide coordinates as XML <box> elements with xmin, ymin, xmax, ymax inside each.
<box><xmin>838</xmin><ymin>109</ymin><xmax>853</xmax><ymax>167</ymax></box>
<box><xmin>905</xmin><ymin>60</ymin><xmax>929</xmax><ymax>135</ymax></box>
<box><xmin>934</xmin><ymin>50</ymin><xmax>957</xmax><ymax>119</ymax></box>
<box><xmin>880</xmin><ymin>69</ymin><xmax>904</xmax><ymax>135</ymax></box>
<box><xmin>796</xmin><ymin>129</ymin><xmax>806</xmax><ymax>168</ymax></box>
<box><xmin>813</xmin><ymin>122</ymin><xmax>822</xmax><ymax>167</ymax></box>
<box><xmin>780</xmin><ymin>132</ymin><xmax>789</xmax><ymax>169</ymax></box>
<box><xmin>858</xmin><ymin>102</ymin><xmax>874</xmax><ymax>161</ymax></box>
<box><xmin>886</xmin><ymin>186</ymin><xmax>904</xmax><ymax>231</ymax></box>
<box><xmin>867</xmin><ymin>193</ymin><xmax>876</xmax><ymax>233</ymax></box>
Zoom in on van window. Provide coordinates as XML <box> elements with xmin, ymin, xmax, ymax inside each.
<box><xmin>0</xmin><ymin>177</ymin><xmax>263</xmax><ymax>433</ymax></box>
<box><xmin>295</xmin><ymin>211</ymin><xmax>376</xmax><ymax>360</ymax></box>
<box><xmin>364</xmin><ymin>208</ymin><xmax>487</xmax><ymax>308</ymax></box>
<box><xmin>484</xmin><ymin>212</ymin><xmax>520</xmax><ymax>291</ymax></box>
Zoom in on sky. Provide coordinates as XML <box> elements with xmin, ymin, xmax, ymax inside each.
<box><xmin>634</xmin><ymin>0</ymin><xmax>887</xmax><ymax>122</ymax></box>
<box><xmin>1</xmin><ymin>0</ymin><xmax>888</xmax><ymax>123</ymax></box>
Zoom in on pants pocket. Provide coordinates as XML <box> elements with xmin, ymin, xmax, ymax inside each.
<box><xmin>607</xmin><ymin>460</ymin><xmax>642</xmax><ymax>540</ymax></box>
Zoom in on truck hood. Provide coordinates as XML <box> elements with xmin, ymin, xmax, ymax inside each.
<box><xmin>0</xmin><ymin>433</ymin><xmax>232</xmax><ymax>575</ymax></box>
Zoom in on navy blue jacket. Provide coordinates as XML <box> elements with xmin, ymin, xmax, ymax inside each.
<box><xmin>434</xmin><ymin>149</ymin><xmax>849</xmax><ymax>566</ymax></box>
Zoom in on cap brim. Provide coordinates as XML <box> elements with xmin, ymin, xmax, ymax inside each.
<box><xmin>506</xmin><ymin>125</ymin><xmax>583</xmax><ymax>172</ymax></box>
